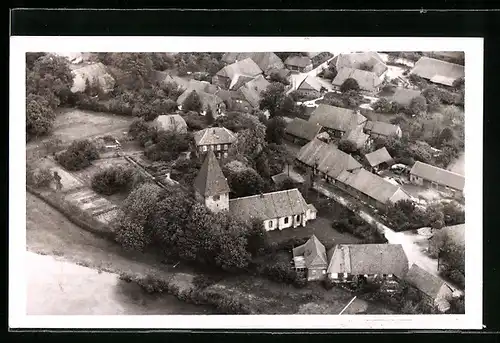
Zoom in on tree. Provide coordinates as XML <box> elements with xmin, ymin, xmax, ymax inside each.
<box><xmin>408</xmin><ymin>96</ymin><xmax>427</xmax><ymax>115</ymax></box>
<box><xmin>321</xmin><ymin>63</ymin><xmax>338</xmax><ymax>80</ymax></box>
<box><xmin>441</xmin><ymin>202</ymin><xmax>465</xmax><ymax>226</ymax></box>
<box><xmin>437</xmin><ymin>127</ymin><xmax>455</xmax><ymax>147</ymax></box>
<box><xmin>452</xmin><ymin>77</ymin><xmax>465</xmax><ymax>90</ymax></box>
<box><xmin>91</xmin><ymin>165</ymin><xmax>140</xmax><ymax>195</ymax></box>
<box><xmin>269</xmin><ymin>72</ymin><xmax>290</xmax><ymax>85</ymax></box>
<box><xmin>121</xmin><ymin>183</ymin><xmax>165</xmax><ymax>226</ymax></box>
<box><xmin>265</xmin><ymin>116</ymin><xmax>287</xmax><ymax>144</ymax></box>
<box><xmin>26</xmin><ymin>94</ymin><xmax>56</xmax><ymax>138</ymax></box>
<box><xmin>56</xmin><ymin>139</ymin><xmax>100</xmax><ymax>171</ymax></box>
<box><xmin>115</xmin><ymin>215</ymin><xmax>151</xmax><ymax>252</ymax></box>
<box><xmin>182</xmin><ymin>90</ymin><xmax>202</xmax><ymax>113</ymax></box>
<box><xmin>225</xmin><ymin>167</ymin><xmax>267</xmax><ymax>198</ymax></box>
<box><xmin>372</xmin><ymin>98</ymin><xmax>395</xmax><ymax>113</ymax></box>
<box><xmin>337</xmin><ymin>139</ymin><xmax>358</xmax><ymax>154</ymax></box>
<box><xmin>26</xmin><ymin>52</ymin><xmax>46</xmax><ymax>69</ymax></box>
<box><xmin>259</xmin><ymin>82</ymin><xmax>286</xmax><ymax>117</ymax></box>
<box><xmin>229</xmin><ymin>124</ymin><xmax>266</xmax><ymax>161</ymax></box>
<box><xmin>107</xmin><ymin>53</ymin><xmax>154</xmax><ymax>90</ymax></box>
<box><xmin>340</xmin><ymin>78</ymin><xmax>360</xmax><ymax>93</ymax></box>
<box><xmin>206</xmin><ymin>108</ymin><xmax>215</xmax><ymax>125</ymax></box>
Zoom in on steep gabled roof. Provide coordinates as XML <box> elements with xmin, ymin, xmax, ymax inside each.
<box><xmin>293</xmin><ymin>235</ymin><xmax>328</xmax><ymax>268</ymax></box>
<box><xmin>332</xmin><ymin>67</ymin><xmax>383</xmax><ymax>92</ymax></box>
<box><xmin>284</xmin><ymin>55</ymin><xmax>312</xmax><ymax>68</ymax></box>
<box><xmin>327</xmin><ymin>244</ymin><xmax>409</xmax><ymax>278</ymax></box>
<box><xmin>70</xmin><ymin>62</ymin><xmax>115</xmax><ymax>93</ymax></box>
<box><xmin>229</xmin><ymin>188</ymin><xmax>310</xmax><ymax>222</ymax></box>
<box><xmin>296</xmin><ymin>139</ymin><xmax>362</xmax><ymax>179</ymax></box>
<box><xmin>336</xmin><ymin>168</ymin><xmax>410</xmax><ymax>205</ymax></box>
<box><xmin>153</xmin><ymin>115</ymin><xmax>188</xmax><ymax>133</ymax></box>
<box><xmin>238</xmin><ymin>74</ymin><xmax>271</xmax><ymax>108</ymax></box>
<box><xmin>410</xmin><ymin>161</ymin><xmax>465</xmax><ymax>191</ymax></box>
<box><xmin>383</xmin><ymin>88</ymin><xmax>422</xmax><ymax>106</ymax></box>
<box><xmin>364</xmin><ymin>121</ymin><xmax>401</xmax><ymax>137</ymax></box>
<box><xmin>194</xmin><ymin>127</ymin><xmax>237</xmax><ymax>146</ymax></box>
<box><xmin>405</xmin><ymin>264</ymin><xmax>453</xmax><ymax>299</ymax></box>
<box><xmin>410</xmin><ymin>56</ymin><xmax>465</xmax><ymax>86</ymax></box>
<box><xmin>365</xmin><ymin>147</ymin><xmax>393</xmax><ymax>167</ymax></box>
<box><xmin>193</xmin><ymin>151</ymin><xmax>230</xmax><ymax>197</ymax></box>
<box><xmin>331</xmin><ymin>52</ymin><xmax>388</xmax><ymax>77</ymax></box>
<box><xmin>222</xmin><ymin>52</ymin><xmax>285</xmax><ymax>74</ymax></box>
<box><xmin>308</xmin><ymin>104</ymin><xmax>367</xmax><ymax>133</ymax></box>
<box><xmin>285</xmin><ymin>117</ymin><xmax>322</xmax><ymax>141</ymax></box>
<box><xmin>216</xmin><ymin>58</ymin><xmax>263</xmax><ymax>89</ymax></box>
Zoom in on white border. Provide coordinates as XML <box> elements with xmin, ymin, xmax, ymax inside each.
<box><xmin>10</xmin><ymin>36</ymin><xmax>483</xmax><ymax>330</ymax></box>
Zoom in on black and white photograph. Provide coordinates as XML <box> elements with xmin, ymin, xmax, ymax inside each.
<box><xmin>10</xmin><ymin>36</ymin><xmax>483</xmax><ymax>330</ymax></box>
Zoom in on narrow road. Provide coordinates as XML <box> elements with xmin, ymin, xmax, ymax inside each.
<box><xmin>312</xmin><ymin>181</ymin><xmax>461</xmax><ymax>292</ymax></box>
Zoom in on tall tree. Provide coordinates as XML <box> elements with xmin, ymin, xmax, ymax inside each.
<box><xmin>182</xmin><ymin>90</ymin><xmax>202</xmax><ymax>113</ymax></box>
<box><xmin>259</xmin><ymin>82</ymin><xmax>286</xmax><ymax>117</ymax></box>
<box><xmin>265</xmin><ymin>116</ymin><xmax>287</xmax><ymax>144</ymax></box>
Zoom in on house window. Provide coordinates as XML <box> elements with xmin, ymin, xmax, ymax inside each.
<box><xmin>295</xmin><ymin>215</ymin><xmax>300</xmax><ymax>221</ymax></box>
<box><xmin>223</xmin><ymin>152</ymin><xmax>228</xmax><ymax>158</ymax></box>
<box><xmin>202</xmin><ymin>146</ymin><xmax>208</xmax><ymax>152</ymax></box>
<box><xmin>332</xmin><ymin>273</ymin><xmax>338</xmax><ymax>279</ymax></box>
<box><xmin>217</xmin><ymin>144</ymin><xmax>221</xmax><ymax>151</ymax></box>
<box><xmin>343</xmin><ymin>273</ymin><xmax>348</xmax><ymax>278</ymax></box>
<box><xmin>213</xmin><ymin>195</ymin><xmax>220</xmax><ymax>201</ymax></box>
<box><xmin>284</xmin><ymin>217</ymin><xmax>289</xmax><ymax>224</ymax></box>
<box><xmin>322</xmin><ymin>270</ymin><xmax>326</xmax><ymax>274</ymax></box>
<box><xmin>211</xmin><ymin>145</ymin><xmax>215</xmax><ymax>151</ymax></box>
<box><xmin>224</xmin><ymin>144</ymin><xmax>228</xmax><ymax>150</ymax></box>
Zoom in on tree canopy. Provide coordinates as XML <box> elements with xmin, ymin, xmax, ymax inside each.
<box><xmin>340</xmin><ymin>78</ymin><xmax>360</xmax><ymax>93</ymax></box>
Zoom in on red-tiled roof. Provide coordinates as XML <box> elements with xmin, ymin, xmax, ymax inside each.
<box><xmin>410</xmin><ymin>57</ymin><xmax>464</xmax><ymax>86</ymax></box>
<box><xmin>308</xmin><ymin>104</ymin><xmax>367</xmax><ymax>133</ymax></box>
<box><xmin>365</xmin><ymin>147</ymin><xmax>393</xmax><ymax>167</ymax></box>
<box><xmin>285</xmin><ymin>117</ymin><xmax>322</xmax><ymax>141</ymax></box>
<box><xmin>194</xmin><ymin>127</ymin><xmax>237</xmax><ymax>146</ymax></box>
<box><xmin>293</xmin><ymin>235</ymin><xmax>328</xmax><ymax>269</ymax></box>
<box><xmin>405</xmin><ymin>264</ymin><xmax>453</xmax><ymax>299</ymax></box>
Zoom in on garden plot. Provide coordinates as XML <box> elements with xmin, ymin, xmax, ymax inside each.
<box><xmin>35</xmin><ymin>158</ymin><xmax>85</xmax><ymax>192</ymax></box>
<box><xmin>71</xmin><ymin>157</ymin><xmax>132</xmax><ymax>185</ymax></box>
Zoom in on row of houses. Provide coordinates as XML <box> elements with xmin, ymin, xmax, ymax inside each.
<box><xmin>293</xmin><ymin>233</ymin><xmax>460</xmax><ymax>312</ymax></box>
<box><xmin>284</xmin><ymin>104</ymin><xmax>402</xmax><ymax>149</ymax></box>
<box><xmin>291</xmin><ymin>52</ymin><xmax>465</xmax><ymax>96</ymax></box>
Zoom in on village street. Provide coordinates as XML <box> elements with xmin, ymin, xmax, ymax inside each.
<box><xmin>311</xmin><ymin>181</ymin><xmax>462</xmax><ymax>294</ymax></box>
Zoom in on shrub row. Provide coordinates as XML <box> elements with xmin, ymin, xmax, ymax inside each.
<box><xmin>251</xmin><ymin>259</ymin><xmax>307</xmax><ymax>288</ymax></box>
<box><xmin>26</xmin><ymin>166</ymin><xmax>54</xmax><ymax>189</ymax></box>
<box><xmin>91</xmin><ymin>165</ymin><xmax>143</xmax><ymax>195</ymax></box>
<box><xmin>119</xmin><ymin>272</ymin><xmax>252</xmax><ymax>314</ymax></box>
<box><xmin>26</xmin><ymin>185</ymin><xmax>115</xmax><ymax>240</ymax></box>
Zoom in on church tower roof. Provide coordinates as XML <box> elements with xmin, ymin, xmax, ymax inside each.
<box><xmin>193</xmin><ymin>150</ymin><xmax>230</xmax><ymax>197</ymax></box>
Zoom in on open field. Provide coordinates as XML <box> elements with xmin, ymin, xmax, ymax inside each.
<box><xmin>26</xmin><ymin>109</ymin><xmax>135</xmax><ymax>162</ymax></box>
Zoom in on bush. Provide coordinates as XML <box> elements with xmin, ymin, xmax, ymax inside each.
<box><xmin>56</xmin><ymin>139</ymin><xmax>99</xmax><ymax>171</ymax></box>
<box><xmin>192</xmin><ymin>274</ymin><xmax>218</xmax><ymax>290</ymax></box>
<box><xmin>91</xmin><ymin>165</ymin><xmax>140</xmax><ymax>195</ymax></box>
<box><xmin>440</xmin><ymin>266</ymin><xmax>465</xmax><ymax>290</ymax></box>
<box><xmin>255</xmin><ymin>260</ymin><xmax>298</xmax><ymax>284</ymax></box>
<box><xmin>26</xmin><ymin>166</ymin><xmax>54</xmax><ymax>188</ymax></box>
<box><xmin>184</xmin><ymin>115</ymin><xmax>209</xmax><ymax>131</ymax></box>
<box><xmin>43</xmin><ymin>138</ymin><xmax>64</xmax><ymax>155</ymax></box>
<box><xmin>340</xmin><ymin>78</ymin><xmax>360</xmax><ymax>93</ymax></box>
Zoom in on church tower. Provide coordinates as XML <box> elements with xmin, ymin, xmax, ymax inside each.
<box><xmin>193</xmin><ymin>150</ymin><xmax>230</xmax><ymax>213</ymax></box>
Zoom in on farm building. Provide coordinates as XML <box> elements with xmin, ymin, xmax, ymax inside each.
<box><xmin>193</xmin><ymin>150</ymin><xmax>231</xmax><ymax>213</ymax></box>
<box><xmin>365</xmin><ymin>147</ymin><xmax>394</xmax><ymax>172</ymax></box>
<box><xmin>284</xmin><ymin>55</ymin><xmax>313</xmax><ymax>73</ymax></box>
<box><xmin>332</xmin><ymin>67</ymin><xmax>384</xmax><ymax>94</ymax></box>
<box><xmin>409</xmin><ymin>161</ymin><xmax>465</xmax><ymax>198</ymax></box>
<box><xmin>308</xmin><ymin>104</ymin><xmax>368</xmax><ymax>138</ymax></box>
<box><xmin>212</xmin><ymin>58</ymin><xmax>263</xmax><ymax>90</ymax></box>
<box><xmin>344</xmin><ymin>124</ymin><xmax>370</xmax><ymax>150</ymax></box>
<box><xmin>152</xmin><ymin>115</ymin><xmax>188</xmax><ymax>134</ymax></box>
<box><xmin>330</xmin><ymin>52</ymin><xmax>388</xmax><ymax>78</ymax></box>
<box><xmin>229</xmin><ymin>188</ymin><xmax>317</xmax><ymax>232</ymax></box>
<box><xmin>237</xmin><ymin>74</ymin><xmax>271</xmax><ymax>108</ymax></box>
<box><xmin>177</xmin><ymin>89</ymin><xmax>226</xmax><ymax>117</ymax></box>
<box><xmin>295</xmin><ymin>75</ymin><xmax>331</xmax><ymax>98</ymax></box>
<box><xmin>293</xmin><ymin>235</ymin><xmax>328</xmax><ymax>281</ymax></box>
<box><xmin>382</xmin><ymin>88</ymin><xmax>422</xmax><ymax>107</ymax></box>
<box><xmin>284</xmin><ymin>118</ymin><xmax>322</xmax><ymax>145</ymax></box>
<box><xmin>363</xmin><ymin>121</ymin><xmax>402</xmax><ymax>139</ymax></box>
<box><xmin>404</xmin><ymin>264</ymin><xmax>454</xmax><ymax>313</ymax></box>
<box><xmin>296</xmin><ymin>138</ymin><xmax>362</xmax><ymax>184</ymax></box>
<box><xmin>326</xmin><ymin>244</ymin><xmax>409</xmax><ymax>283</ymax></box>
<box><xmin>70</xmin><ymin>62</ymin><xmax>115</xmax><ymax>94</ymax></box>
<box><xmin>193</xmin><ymin>127</ymin><xmax>237</xmax><ymax>159</ymax></box>
<box><xmin>335</xmin><ymin>168</ymin><xmax>410</xmax><ymax>210</ymax></box>
<box><xmin>410</xmin><ymin>56</ymin><xmax>465</xmax><ymax>87</ymax></box>
<box><xmin>221</xmin><ymin>52</ymin><xmax>285</xmax><ymax>75</ymax></box>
